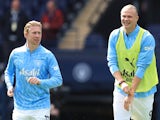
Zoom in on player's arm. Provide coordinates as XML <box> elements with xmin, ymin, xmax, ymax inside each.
<box><xmin>113</xmin><ymin>71</ymin><xmax>130</xmax><ymax>94</ymax></box>
<box><xmin>4</xmin><ymin>51</ymin><xmax>15</xmax><ymax>97</ymax></box>
<box><xmin>38</xmin><ymin>53</ymin><xmax>63</xmax><ymax>89</ymax></box>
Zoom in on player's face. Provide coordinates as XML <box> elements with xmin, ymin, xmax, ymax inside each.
<box><xmin>121</xmin><ymin>8</ymin><xmax>138</xmax><ymax>33</ymax></box>
<box><xmin>26</xmin><ymin>26</ymin><xmax>42</xmax><ymax>46</ymax></box>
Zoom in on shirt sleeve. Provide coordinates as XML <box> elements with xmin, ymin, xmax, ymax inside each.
<box><xmin>4</xmin><ymin>51</ymin><xmax>15</xmax><ymax>90</ymax></box>
<box><xmin>107</xmin><ymin>29</ymin><xmax>120</xmax><ymax>74</ymax></box>
<box><xmin>39</xmin><ymin>52</ymin><xmax>63</xmax><ymax>89</ymax></box>
<box><xmin>135</xmin><ymin>31</ymin><xmax>155</xmax><ymax>79</ymax></box>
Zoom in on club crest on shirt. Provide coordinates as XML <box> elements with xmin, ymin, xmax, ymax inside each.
<box><xmin>53</xmin><ymin>66</ymin><xmax>59</xmax><ymax>70</ymax></box>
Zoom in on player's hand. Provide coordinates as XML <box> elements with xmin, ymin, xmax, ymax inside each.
<box><xmin>28</xmin><ymin>77</ymin><xmax>40</xmax><ymax>85</ymax></box>
<box><xmin>124</xmin><ymin>94</ymin><xmax>134</xmax><ymax>111</ymax></box>
<box><xmin>121</xmin><ymin>82</ymin><xmax>130</xmax><ymax>94</ymax></box>
<box><xmin>7</xmin><ymin>88</ymin><xmax>14</xmax><ymax>97</ymax></box>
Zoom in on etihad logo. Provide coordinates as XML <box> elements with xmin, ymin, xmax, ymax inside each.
<box><xmin>20</xmin><ymin>68</ymin><xmax>40</xmax><ymax>77</ymax></box>
<box><xmin>144</xmin><ymin>46</ymin><xmax>153</xmax><ymax>51</ymax></box>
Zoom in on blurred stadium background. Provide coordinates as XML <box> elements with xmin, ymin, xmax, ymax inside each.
<box><xmin>0</xmin><ymin>0</ymin><xmax>160</xmax><ymax>120</ymax></box>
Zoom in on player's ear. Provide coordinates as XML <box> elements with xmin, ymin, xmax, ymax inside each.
<box><xmin>136</xmin><ymin>15</ymin><xmax>139</xmax><ymax>22</ymax></box>
<box><xmin>24</xmin><ymin>32</ymin><xmax>27</xmax><ymax>39</ymax></box>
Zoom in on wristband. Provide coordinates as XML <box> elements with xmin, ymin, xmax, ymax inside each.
<box><xmin>118</xmin><ymin>80</ymin><xmax>125</xmax><ymax>86</ymax></box>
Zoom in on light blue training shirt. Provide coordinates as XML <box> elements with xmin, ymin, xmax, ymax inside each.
<box><xmin>5</xmin><ymin>44</ymin><xmax>63</xmax><ymax>110</ymax></box>
<box><xmin>107</xmin><ymin>25</ymin><xmax>157</xmax><ymax>98</ymax></box>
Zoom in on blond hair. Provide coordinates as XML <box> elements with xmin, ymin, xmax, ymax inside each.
<box><xmin>24</xmin><ymin>20</ymin><xmax>42</xmax><ymax>35</ymax></box>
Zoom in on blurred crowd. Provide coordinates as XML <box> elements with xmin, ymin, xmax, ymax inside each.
<box><xmin>0</xmin><ymin>0</ymin><xmax>66</xmax><ymax>64</ymax></box>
